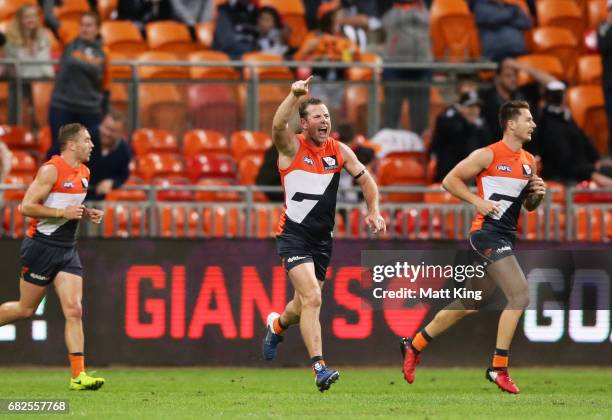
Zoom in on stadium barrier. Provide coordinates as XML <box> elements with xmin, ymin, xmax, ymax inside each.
<box><xmin>0</xmin><ymin>238</ymin><xmax>609</xmax><ymax>366</ymax></box>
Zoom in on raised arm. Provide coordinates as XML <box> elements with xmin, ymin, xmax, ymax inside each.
<box><xmin>339</xmin><ymin>142</ymin><xmax>385</xmax><ymax>233</ymax></box>
<box><xmin>442</xmin><ymin>147</ymin><xmax>499</xmax><ymax>217</ymax></box>
<box><xmin>272</xmin><ymin>76</ymin><xmax>312</xmax><ymax>158</ymax></box>
<box><xmin>20</xmin><ymin>165</ymin><xmax>83</xmax><ymax>220</ymax></box>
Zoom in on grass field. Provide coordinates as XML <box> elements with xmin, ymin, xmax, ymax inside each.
<box><xmin>0</xmin><ymin>367</ymin><xmax>610</xmax><ymax>419</ymax></box>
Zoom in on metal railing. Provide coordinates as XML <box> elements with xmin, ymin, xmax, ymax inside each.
<box><xmin>1</xmin><ymin>184</ymin><xmax>607</xmax><ymax>242</ymax></box>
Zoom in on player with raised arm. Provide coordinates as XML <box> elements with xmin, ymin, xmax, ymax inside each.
<box><xmin>399</xmin><ymin>100</ymin><xmax>546</xmax><ymax>394</ymax></box>
<box><xmin>0</xmin><ymin>123</ymin><xmax>106</xmax><ymax>390</ymax></box>
<box><xmin>262</xmin><ymin>77</ymin><xmax>386</xmax><ymax>392</ymax></box>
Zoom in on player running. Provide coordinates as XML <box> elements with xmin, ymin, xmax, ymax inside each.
<box><xmin>0</xmin><ymin>123</ymin><xmax>105</xmax><ymax>390</ymax></box>
<box><xmin>262</xmin><ymin>77</ymin><xmax>386</xmax><ymax>392</ymax></box>
<box><xmin>399</xmin><ymin>100</ymin><xmax>546</xmax><ymax>394</ymax></box>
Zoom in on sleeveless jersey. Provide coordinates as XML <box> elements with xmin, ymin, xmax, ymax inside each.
<box><xmin>27</xmin><ymin>155</ymin><xmax>90</xmax><ymax>247</ymax></box>
<box><xmin>276</xmin><ymin>134</ymin><xmax>344</xmax><ymax>241</ymax></box>
<box><xmin>471</xmin><ymin>141</ymin><xmax>535</xmax><ymax>233</ymax></box>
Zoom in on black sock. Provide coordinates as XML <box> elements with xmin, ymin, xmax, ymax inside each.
<box><xmin>310</xmin><ymin>355</ymin><xmax>323</xmax><ymax>365</ymax></box>
<box><xmin>70</xmin><ymin>352</ymin><xmax>84</xmax><ymax>356</ymax></box>
<box><xmin>494</xmin><ymin>348</ymin><xmax>509</xmax><ymax>357</ymax></box>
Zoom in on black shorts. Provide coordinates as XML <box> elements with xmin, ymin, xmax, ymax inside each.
<box><xmin>277</xmin><ymin>233</ymin><xmax>332</xmax><ymax>281</ymax></box>
<box><xmin>20</xmin><ymin>238</ymin><xmax>82</xmax><ymax>286</ymax></box>
<box><xmin>469</xmin><ymin>229</ymin><xmax>516</xmax><ymax>266</ymax></box>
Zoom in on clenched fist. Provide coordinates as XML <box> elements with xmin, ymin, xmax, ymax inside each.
<box><xmin>291</xmin><ymin>76</ymin><xmax>313</xmax><ymax>97</ymax></box>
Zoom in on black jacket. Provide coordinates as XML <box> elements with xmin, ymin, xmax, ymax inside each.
<box><xmin>88</xmin><ymin>139</ymin><xmax>132</xmax><ymax>200</ymax></box>
<box><xmin>598</xmin><ymin>22</ymin><xmax>612</xmax><ymax>88</ymax></box>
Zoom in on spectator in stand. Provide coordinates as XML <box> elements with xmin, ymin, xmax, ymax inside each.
<box><xmin>117</xmin><ymin>0</ymin><xmax>173</xmax><ymax>32</ymax></box>
<box><xmin>479</xmin><ymin>57</ymin><xmax>557</xmax><ymax>151</ymax></box>
<box><xmin>473</xmin><ymin>0</ymin><xmax>532</xmax><ymax>62</ymax></box>
<box><xmin>256</xmin><ymin>6</ymin><xmax>290</xmax><ymax>57</ymax></box>
<box><xmin>87</xmin><ymin>110</ymin><xmax>132</xmax><ymax>200</ymax></box>
<box><xmin>0</xmin><ymin>140</ymin><xmax>11</xmax><ymax>183</ymax></box>
<box><xmin>597</xmin><ymin>0</ymin><xmax>612</xmax><ymax>156</ymax></box>
<box><xmin>5</xmin><ymin>4</ymin><xmax>54</xmax><ymax>126</ymax></box>
<box><xmin>170</xmin><ymin>0</ymin><xmax>214</xmax><ymax>33</ymax></box>
<box><xmin>535</xmin><ymin>82</ymin><xmax>612</xmax><ymax>187</ymax></box>
<box><xmin>381</xmin><ymin>0</ymin><xmax>432</xmax><ymax>135</ymax></box>
<box><xmin>430</xmin><ymin>90</ymin><xmax>490</xmax><ymax>183</ymax></box>
<box><xmin>336</xmin><ymin>0</ymin><xmax>382</xmax><ymax>52</ymax></box>
<box><xmin>336</xmin><ymin>122</ymin><xmax>376</xmax><ymax>203</ymax></box>
<box><xmin>47</xmin><ymin>11</ymin><xmax>110</xmax><ymax>179</ymax></box>
<box><xmin>39</xmin><ymin>1</ymin><xmax>98</xmax><ymax>37</ymax></box>
<box><xmin>212</xmin><ymin>0</ymin><xmax>259</xmax><ymax>60</ymax></box>
<box><xmin>255</xmin><ymin>145</ymin><xmax>282</xmax><ymax>202</ymax></box>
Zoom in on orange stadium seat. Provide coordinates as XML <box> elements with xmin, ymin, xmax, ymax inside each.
<box><xmin>536</xmin><ymin>0</ymin><xmax>584</xmax><ymax>44</ymax></box>
<box><xmin>182</xmin><ymin>129</ymin><xmax>229</xmax><ymax>159</ymax></box>
<box><xmin>242</xmin><ymin>52</ymin><xmax>293</xmax><ymax>80</ymax></box>
<box><xmin>185</xmin><ymin>153</ymin><xmax>236</xmax><ymax>182</ymax></box>
<box><xmin>188</xmin><ymin>50</ymin><xmax>239</xmax><ymax>80</ymax></box>
<box><xmin>203</xmin><ymin>206</ymin><xmax>243</xmax><ymax>238</ymax></box>
<box><xmin>531</xmin><ymin>27</ymin><xmax>579</xmax><ymax>81</ymax></box>
<box><xmin>54</xmin><ymin>0</ymin><xmax>90</xmax><ymax>22</ymax></box>
<box><xmin>131</xmin><ymin>128</ymin><xmax>178</xmax><ymax>156</ymax></box>
<box><xmin>36</xmin><ymin>126</ymin><xmax>51</xmax><ymax>155</ymax></box>
<box><xmin>44</xmin><ymin>27</ymin><xmax>62</xmax><ymax>57</ymax></box>
<box><xmin>566</xmin><ymin>85</ymin><xmax>608</xmax><ymax>155</ymax></box>
<box><xmin>108</xmin><ymin>51</ymin><xmax>132</xmax><ymax>79</ymax></box>
<box><xmin>105</xmin><ymin>189</ymin><xmax>147</xmax><ymax>201</ymax></box>
<box><xmin>31</xmin><ymin>82</ymin><xmax>53</xmax><ymax>127</ymax></box>
<box><xmin>259</xmin><ymin>0</ymin><xmax>307</xmax><ymax>48</ymax></box>
<box><xmin>378</xmin><ymin>152</ymin><xmax>427</xmax><ymax>202</ymax></box>
<box><xmin>160</xmin><ymin>206</ymin><xmax>200</xmax><ymax>238</ymax></box>
<box><xmin>516</xmin><ymin>54</ymin><xmax>564</xmax><ymax>85</ymax></box>
<box><xmin>57</xmin><ymin>19</ymin><xmax>79</xmax><ymax>44</ymax></box>
<box><xmin>110</xmin><ymin>83</ymin><xmax>129</xmax><ymax>116</ymax></box>
<box><xmin>237</xmin><ymin>153</ymin><xmax>263</xmax><ymax>185</ymax></box>
<box><xmin>138</xmin><ymin>51</ymin><xmax>189</xmax><ymax>79</ymax></box>
<box><xmin>194</xmin><ymin>21</ymin><xmax>215</xmax><ymax>50</ymax></box>
<box><xmin>3</xmin><ymin>173</ymin><xmax>33</xmax><ymax>201</ymax></box>
<box><xmin>430</xmin><ymin>0</ymin><xmax>480</xmax><ymax>62</ymax></box>
<box><xmin>135</xmin><ymin>152</ymin><xmax>185</xmax><ymax>182</ymax></box>
<box><xmin>9</xmin><ymin>150</ymin><xmax>37</xmax><ymax>175</ymax></box>
<box><xmin>251</xmin><ymin>207</ymin><xmax>283</xmax><ymax>238</ymax></box>
<box><xmin>346</xmin><ymin>52</ymin><xmax>382</xmax><ymax>81</ymax></box>
<box><xmin>145</xmin><ymin>20</ymin><xmax>196</xmax><ymax>57</ymax></box>
<box><xmin>195</xmin><ymin>179</ymin><xmax>241</xmax><ymax>202</ymax></box>
<box><xmin>0</xmin><ymin>125</ymin><xmax>35</xmax><ymax>151</ymax></box>
<box><xmin>97</xmin><ymin>0</ymin><xmax>117</xmax><ymax>21</ymax></box>
<box><xmin>103</xmin><ymin>205</ymin><xmax>146</xmax><ymax>237</ymax></box>
<box><xmin>153</xmin><ymin>176</ymin><xmax>193</xmax><ymax>201</ymax></box>
<box><xmin>344</xmin><ymin>85</ymin><xmax>383</xmax><ymax>136</ymax></box>
<box><xmin>574</xmin><ymin>207</ymin><xmax>609</xmax><ymax>241</ymax></box>
<box><xmin>588</xmin><ymin>0</ymin><xmax>607</xmax><ymax>29</ymax></box>
<box><xmin>139</xmin><ymin>84</ymin><xmax>187</xmax><ymax>139</ymax></box>
<box><xmin>230</xmin><ymin>130</ymin><xmax>272</xmax><ymax>161</ymax></box>
<box><xmin>187</xmin><ymin>85</ymin><xmax>240</xmax><ymax>138</ymax></box>
<box><xmin>424</xmin><ymin>183</ymin><xmax>464</xmax><ymax>239</ymax></box>
<box><xmin>101</xmin><ymin>20</ymin><xmax>147</xmax><ymax>55</ymax></box>
<box><xmin>0</xmin><ymin>0</ymin><xmax>36</xmax><ymax>21</ymax></box>
<box><xmin>576</xmin><ymin>54</ymin><xmax>602</xmax><ymax>85</ymax></box>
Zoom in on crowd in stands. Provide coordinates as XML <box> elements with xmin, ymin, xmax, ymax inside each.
<box><xmin>0</xmin><ymin>0</ymin><xmax>611</xmax><ymax>213</ymax></box>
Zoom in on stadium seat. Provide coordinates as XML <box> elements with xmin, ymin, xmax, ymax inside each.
<box><xmin>135</xmin><ymin>152</ymin><xmax>185</xmax><ymax>182</ymax></box>
<box><xmin>230</xmin><ymin>130</ymin><xmax>272</xmax><ymax>161</ymax></box>
<box><xmin>101</xmin><ymin>20</ymin><xmax>147</xmax><ymax>55</ymax></box>
<box><xmin>259</xmin><ymin>0</ymin><xmax>307</xmax><ymax>48</ymax></box>
<box><xmin>3</xmin><ymin>173</ymin><xmax>33</xmax><ymax>201</ymax></box>
<box><xmin>237</xmin><ymin>153</ymin><xmax>263</xmax><ymax>185</ymax></box>
<box><xmin>194</xmin><ymin>179</ymin><xmax>242</xmax><ymax>202</ymax></box>
<box><xmin>54</xmin><ymin>0</ymin><xmax>91</xmax><ymax>22</ymax></box>
<box><xmin>108</xmin><ymin>51</ymin><xmax>132</xmax><ymax>79</ymax></box>
<box><xmin>139</xmin><ymin>84</ymin><xmax>187</xmax><ymax>139</ymax></box>
<box><xmin>378</xmin><ymin>152</ymin><xmax>427</xmax><ymax>202</ymax></box>
<box><xmin>103</xmin><ymin>205</ymin><xmax>146</xmax><ymax>237</ymax></box>
<box><xmin>0</xmin><ymin>0</ymin><xmax>36</xmax><ymax>21</ymax></box>
<box><xmin>424</xmin><ymin>183</ymin><xmax>464</xmax><ymax>239</ymax></box>
<box><xmin>138</xmin><ymin>51</ymin><xmax>189</xmax><ymax>79</ymax></box>
<box><xmin>187</xmin><ymin>85</ymin><xmax>240</xmax><ymax>138</ymax></box>
<box><xmin>131</xmin><ymin>128</ymin><xmax>178</xmax><ymax>156</ymax></box>
<box><xmin>45</xmin><ymin>27</ymin><xmax>62</xmax><ymax>57</ymax></box>
<box><xmin>251</xmin><ymin>207</ymin><xmax>283</xmax><ymax>238</ymax></box>
<box><xmin>588</xmin><ymin>0</ymin><xmax>607</xmax><ymax>29</ymax></box>
<box><xmin>566</xmin><ymin>85</ymin><xmax>608</xmax><ymax>155</ymax></box>
<box><xmin>516</xmin><ymin>54</ymin><xmax>564</xmax><ymax>85</ymax></box>
<box><xmin>242</xmin><ymin>52</ymin><xmax>294</xmax><ymax>80</ymax></box>
<box><xmin>343</xmin><ymin>85</ymin><xmax>384</xmax><ymax>136</ymax></box>
<box><xmin>531</xmin><ymin>27</ymin><xmax>579</xmax><ymax>81</ymax></box>
<box><xmin>110</xmin><ymin>83</ymin><xmax>129</xmax><ymax>116</ymax></box>
<box><xmin>36</xmin><ymin>126</ymin><xmax>51</xmax><ymax>155</ymax></box>
<box><xmin>57</xmin><ymin>19</ymin><xmax>79</xmax><ymax>44</ymax></box>
<box><xmin>430</xmin><ymin>0</ymin><xmax>480</xmax><ymax>62</ymax></box>
<box><xmin>105</xmin><ymin>189</ymin><xmax>147</xmax><ymax>201</ymax></box>
<box><xmin>202</xmin><ymin>206</ymin><xmax>243</xmax><ymax>238</ymax></box>
<box><xmin>160</xmin><ymin>206</ymin><xmax>200</xmax><ymax>238</ymax></box>
<box><xmin>185</xmin><ymin>153</ymin><xmax>236</xmax><ymax>182</ymax></box>
<box><xmin>0</xmin><ymin>125</ymin><xmax>35</xmax><ymax>151</ymax></box>
<box><xmin>183</xmin><ymin>129</ymin><xmax>229</xmax><ymax>159</ymax></box>
<box><xmin>31</xmin><ymin>82</ymin><xmax>54</xmax><ymax>127</ymax></box>
<box><xmin>9</xmin><ymin>150</ymin><xmax>37</xmax><ymax>176</ymax></box>
<box><xmin>576</xmin><ymin>54</ymin><xmax>602</xmax><ymax>85</ymax></box>
<box><xmin>544</xmin><ymin>180</ymin><xmax>565</xmax><ymax>204</ymax></box>
<box><xmin>346</xmin><ymin>52</ymin><xmax>382</xmax><ymax>81</ymax></box>
<box><xmin>574</xmin><ymin>207</ymin><xmax>609</xmax><ymax>241</ymax></box>
<box><xmin>145</xmin><ymin>20</ymin><xmax>196</xmax><ymax>57</ymax></box>
<box><xmin>188</xmin><ymin>50</ymin><xmax>240</xmax><ymax>80</ymax></box>
<box><xmin>194</xmin><ymin>21</ymin><xmax>215</xmax><ymax>50</ymax></box>
<box><xmin>536</xmin><ymin>0</ymin><xmax>584</xmax><ymax>44</ymax></box>
<box><xmin>153</xmin><ymin>175</ymin><xmax>193</xmax><ymax>201</ymax></box>
<box><xmin>97</xmin><ymin>0</ymin><xmax>117</xmax><ymax>21</ymax></box>
<box><xmin>238</xmin><ymin>83</ymin><xmax>288</xmax><ymax>134</ymax></box>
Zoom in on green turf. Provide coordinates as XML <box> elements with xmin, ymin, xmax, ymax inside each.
<box><xmin>0</xmin><ymin>367</ymin><xmax>610</xmax><ymax>419</ymax></box>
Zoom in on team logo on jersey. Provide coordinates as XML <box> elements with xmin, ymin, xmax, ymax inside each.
<box><xmin>81</xmin><ymin>177</ymin><xmax>89</xmax><ymax>189</ymax></box>
<box><xmin>63</xmin><ymin>181</ymin><xmax>74</xmax><ymax>189</ymax></box>
<box><xmin>322</xmin><ymin>155</ymin><xmax>338</xmax><ymax>170</ymax></box>
<box><xmin>497</xmin><ymin>164</ymin><xmax>512</xmax><ymax>173</ymax></box>
<box><xmin>303</xmin><ymin>156</ymin><xmax>314</xmax><ymax>165</ymax></box>
<box><xmin>522</xmin><ymin>164</ymin><xmax>532</xmax><ymax>177</ymax></box>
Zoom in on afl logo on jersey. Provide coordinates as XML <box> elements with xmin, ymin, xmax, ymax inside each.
<box><xmin>81</xmin><ymin>177</ymin><xmax>89</xmax><ymax>189</ymax></box>
<box><xmin>63</xmin><ymin>181</ymin><xmax>74</xmax><ymax>189</ymax></box>
<box><xmin>303</xmin><ymin>156</ymin><xmax>314</xmax><ymax>165</ymax></box>
<box><xmin>496</xmin><ymin>164</ymin><xmax>512</xmax><ymax>173</ymax></box>
<box><xmin>322</xmin><ymin>155</ymin><xmax>338</xmax><ymax>170</ymax></box>
<box><xmin>522</xmin><ymin>164</ymin><xmax>532</xmax><ymax>177</ymax></box>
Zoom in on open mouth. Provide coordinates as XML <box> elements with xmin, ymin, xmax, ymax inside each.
<box><xmin>318</xmin><ymin>127</ymin><xmax>328</xmax><ymax>136</ymax></box>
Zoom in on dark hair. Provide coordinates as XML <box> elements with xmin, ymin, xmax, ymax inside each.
<box><xmin>498</xmin><ymin>100</ymin><xmax>530</xmax><ymax>132</ymax></box>
<box><xmin>107</xmin><ymin>109</ymin><xmax>126</xmax><ymax>125</ymax></box>
<box><xmin>318</xmin><ymin>9</ymin><xmax>338</xmax><ymax>34</ymax></box>
<box><xmin>299</xmin><ymin>97</ymin><xmax>324</xmax><ymax>119</ymax></box>
<box><xmin>58</xmin><ymin>123</ymin><xmax>86</xmax><ymax>151</ymax></box>
<box><xmin>258</xmin><ymin>6</ymin><xmax>283</xmax><ymax>29</ymax></box>
<box><xmin>80</xmin><ymin>11</ymin><xmax>101</xmax><ymax>27</ymax></box>
<box><xmin>337</xmin><ymin>122</ymin><xmax>356</xmax><ymax>144</ymax></box>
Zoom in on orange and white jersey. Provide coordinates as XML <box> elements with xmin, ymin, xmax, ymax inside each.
<box><xmin>276</xmin><ymin>134</ymin><xmax>344</xmax><ymax>241</ymax></box>
<box><xmin>471</xmin><ymin>141</ymin><xmax>535</xmax><ymax>233</ymax></box>
<box><xmin>27</xmin><ymin>155</ymin><xmax>90</xmax><ymax>246</ymax></box>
